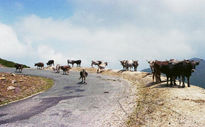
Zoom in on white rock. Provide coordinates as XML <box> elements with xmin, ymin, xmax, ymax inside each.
<box><xmin>11</xmin><ymin>73</ymin><xmax>16</xmax><ymax>76</ymax></box>
<box><xmin>0</xmin><ymin>77</ymin><xmax>6</xmax><ymax>80</ymax></box>
<box><xmin>7</xmin><ymin>86</ymin><xmax>15</xmax><ymax>91</ymax></box>
<box><xmin>11</xmin><ymin>80</ymin><xmax>17</xmax><ymax>84</ymax></box>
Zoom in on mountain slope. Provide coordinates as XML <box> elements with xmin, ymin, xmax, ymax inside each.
<box><xmin>0</xmin><ymin>58</ymin><xmax>30</xmax><ymax>68</ymax></box>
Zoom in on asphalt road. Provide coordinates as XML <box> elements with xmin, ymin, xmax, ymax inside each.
<box><xmin>0</xmin><ymin>68</ymin><xmax>131</xmax><ymax>127</ymax></box>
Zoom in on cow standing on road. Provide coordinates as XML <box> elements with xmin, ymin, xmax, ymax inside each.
<box><xmin>79</xmin><ymin>69</ymin><xmax>88</xmax><ymax>84</ymax></box>
<box><xmin>61</xmin><ymin>65</ymin><xmax>71</xmax><ymax>75</ymax></box>
<box><xmin>67</xmin><ymin>60</ymin><xmax>81</xmax><ymax>67</ymax></box>
<box><xmin>35</xmin><ymin>62</ymin><xmax>44</xmax><ymax>69</ymax></box>
<box><xmin>15</xmin><ymin>64</ymin><xmax>24</xmax><ymax>73</ymax></box>
<box><xmin>47</xmin><ymin>60</ymin><xmax>54</xmax><ymax>66</ymax></box>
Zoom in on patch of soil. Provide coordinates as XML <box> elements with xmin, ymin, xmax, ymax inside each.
<box><xmin>0</xmin><ymin>72</ymin><xmax>53</xmax><ymax>106</ymax></box>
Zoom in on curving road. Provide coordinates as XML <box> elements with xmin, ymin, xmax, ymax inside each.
<box><xmin>0</xmin><ymin>68</ymin><xmax>131</xmax><ymax>127</ymax></box>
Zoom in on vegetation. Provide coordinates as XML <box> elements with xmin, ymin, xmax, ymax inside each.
<box><xmin>0</xmin><ymin>58</ymin><xmax>30</xmax><ymax>68</ymax></box>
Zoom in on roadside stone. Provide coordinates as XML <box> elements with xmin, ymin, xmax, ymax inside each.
<box><xmin>12</xmin><ymin>80</ymin><xmax>17</xmax><ymax>84</ymax></box>
<box><xmin>0</xmin><ymin>77</ymin><xmax>6</xmax><ymax>80</ymax></box>
<box><xmin>11</xmin><ymin>73</ymin><xmax>16</xmax><ymax>77</ymax></box>
<box><xmin>19</xmin><ymin>80</ymin><xmax>24</xmax><ymax>82</ymax></box>
<box><xmin>15</xmin><ymin>87</ymin><xmax>21</xmax><ymax>94</ymax></box>
<box><xmin>7</xmin><ymin>86</ymin><xmax>15</xmax><ymax>91</ymax></box>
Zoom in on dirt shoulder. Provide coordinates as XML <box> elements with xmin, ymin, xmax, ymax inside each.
<box><xmin>72</xmin><ymin>67</ymin><xmax>205</xmax><ymax>127</ymax></box>
<box><xmin>0</xmin><ymin>72</ymin><xmax>53</xmax><ymax>106</ymax></box>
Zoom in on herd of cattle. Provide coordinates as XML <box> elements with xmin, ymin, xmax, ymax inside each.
<box><xmin>14</xmin><ymin>59</ymin><xmax>200</xmax><ymax>87</ymax></box>
<box><xmin>148</xmin><ymin>59</ymin><xmax>200</xmax><ymax>87</ymax></box>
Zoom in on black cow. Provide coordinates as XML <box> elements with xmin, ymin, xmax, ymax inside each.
<box><xmin>47</xmin><ymin>60</ymin><xmax>54</xmax><ymax>66</ymax></box>
<box><xmin>153</xmin><ymin>60</ymin><xmax>200</xmax><ymax>87</ymax></box>
<box><xmin>15</xmin><ymin>64</ymin><xmax>24</xmax><ymax>73</ymax></box>
<box><xmin>67</xmin><ymin>60</ymin><xmax>81</xmax><ymax>67</ymax></box>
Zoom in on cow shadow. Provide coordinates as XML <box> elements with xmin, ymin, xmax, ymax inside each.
<box><xmin>77</xmin><ymin>82</ymin><xmax>87</xmax><ymax>85</ymax></box>
<box><xmin>154</xmin><ymin>83</ymin><xmax>185</xmax><ymax>88</ymax></box>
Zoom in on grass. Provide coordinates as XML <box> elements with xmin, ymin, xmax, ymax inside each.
<box><xmin>0</xmin><ymin>58</ymin><xmax>30</xmax><ymax>68</ymax></box>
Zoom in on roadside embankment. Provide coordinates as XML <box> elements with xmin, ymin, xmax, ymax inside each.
<box><xmin>72</xmin><ymin>67</ymin><xmax>205</xmax><ymax>127</ymax></box>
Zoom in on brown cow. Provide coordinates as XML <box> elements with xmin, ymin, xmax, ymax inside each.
<box><xmin>34</xmin><ymin>62</ymin><xmax>44</xmax><ymax>69</ymax></box>
<box><xmin>79</xmin><ymin>69</ymin><xmax>88</xmax><ymax>84</ymax></box>
<box><xmin>60</xmin><ymin>65</ymin><xmax>71</xmax><ymax>75</ymax></box>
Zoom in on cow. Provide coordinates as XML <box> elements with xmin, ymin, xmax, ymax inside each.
<box><xmin>97</xmin><ymin>62</ymin><xmax>108</xmax><ymax>73</ymax></box>
<box><xmin>67</xmin><ymin>60</ymin><xmax>81</xmax><ymax>67</ymax></box>
<box><xmin>176</xmin><ymin>60</ymin><xmax>200</xmax><ymax>87</ymax></box>
<box><xmin>133</xmin><ymin>60</ymin><xmax>139</xmax><ymax>71</ymax></box>
<box><xmin>15</xmin><ymin>64</ymin><xmax>24</xmax><ymax>73</ymax></box>
<box><xmin>153</xmin><ymin>59</ymin><xmax>200</xmax><ymax>87</ymax></box>
<box><xmin>147</xmin><ymin>60</ymin><xmax>156</xmax><ymax>82</ymax></box>
<box><xmin>120</xmin><ymin>60</ymin><xmax>127</xmax><ymax>70</ymax></box>
<box><xmin>47</xmin><ymin>60</ymin><xmax>54</xmax><ymax>66</ymax></box>
<box><xmin>52</xmin><ymin>64</ymin><xmax>60</xmax><ymax>73</ymax></box>
<box><xmin>79</xmin><ymin>69</ymin><xmax>88</xmax><ymax>84</ymax></box>
<box><xmin>60</xmin><ymin>65</ymin><xmax>71</xmax><ymax>75</ymax></box>
<box><xmin>91</xmin><ymin>60</ymin><xmax>102</xmax><ymax>67</ymax></box>
<box><xmin>153</xmin><ymin>60</ymin><xmax>169</xmax><ymax>84</ymax></box>
<box><xmin>121</xmin><ymin>60</ymin><xmax>138</xmax><ymax>71</ymax></box>
<box><xmin>34</xmin><ymin>62</ymin><xmax>44</xmax><ymax>69</ymax></box>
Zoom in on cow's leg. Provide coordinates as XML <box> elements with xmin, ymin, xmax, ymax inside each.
<box><xmin>182</xmin><ymin>76</ymin><xmax>185</xmax><ymax>88</ymax></box>
<box><xmin>187</xmin><ymin>76</ymin><xmax>190</xmax><ymax>87</ymax></box>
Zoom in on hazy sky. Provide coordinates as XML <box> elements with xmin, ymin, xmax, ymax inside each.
<box><xmin>0</xmin><ymin>0</ymin><xmax>205</xmax><ymax>70</ymax></box>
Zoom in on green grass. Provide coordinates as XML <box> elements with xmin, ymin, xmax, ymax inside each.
<box><xmin>0</xmin><ymin>58</ymin><xmax>30</xmax><ymax>68</ymax></box>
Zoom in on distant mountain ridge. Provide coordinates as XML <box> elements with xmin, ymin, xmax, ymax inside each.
<box><xmin>0</xmin><ymin>58</ymin><xmax>30</xmax><ymax>68</ymax></box>
<box><xmin>142</xmin><ymin>58</ymin><xmax>205</xmax><ymax>89</ymax></box>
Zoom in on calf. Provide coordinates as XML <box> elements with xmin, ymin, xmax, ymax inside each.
<box><xmin>34</xmin><ymin>62</ymin><xmax>44</xmax><ymax>69</ymax></box>
<box><xmin>79</xmin><ymin>69</ymin><xmax>88</xmax><ymax>84</ymax></box>
<box><xmin>15</xmin><ymin>64</ymin><xmax>24</xmax><ymax>73</ymax></box>
<box><xmin>60</xmin><ymin>65</ymin><xmax>71</xmax><ymax>75</ymax></box>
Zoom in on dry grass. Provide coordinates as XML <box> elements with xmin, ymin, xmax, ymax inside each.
<box><xmin>0</xmin><ymin>72</ymin><xmax>53</xmax><ymax>106</ymax></box>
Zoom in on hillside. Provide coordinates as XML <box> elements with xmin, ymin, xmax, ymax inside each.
<box><xmin>142</xmin><ymin>58</ymin><xmax>205</xmax><ymax>89</ymax></box>
<box><xmin>0</xmin><ymin>58</ymin><xmax>30</xmax><ymax>68</ymax></box>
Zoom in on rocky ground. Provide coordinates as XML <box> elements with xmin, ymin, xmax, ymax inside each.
<box><xmin>0</xmin><ymin>72</ymin><xmax>53</xmax><ymax>106</ymax></box>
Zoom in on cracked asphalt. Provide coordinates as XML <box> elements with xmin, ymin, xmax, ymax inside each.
<box><xmin>0</xmin><ymin>68</ymin><xmax>131</xmax><ymax>127</ymax></box>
